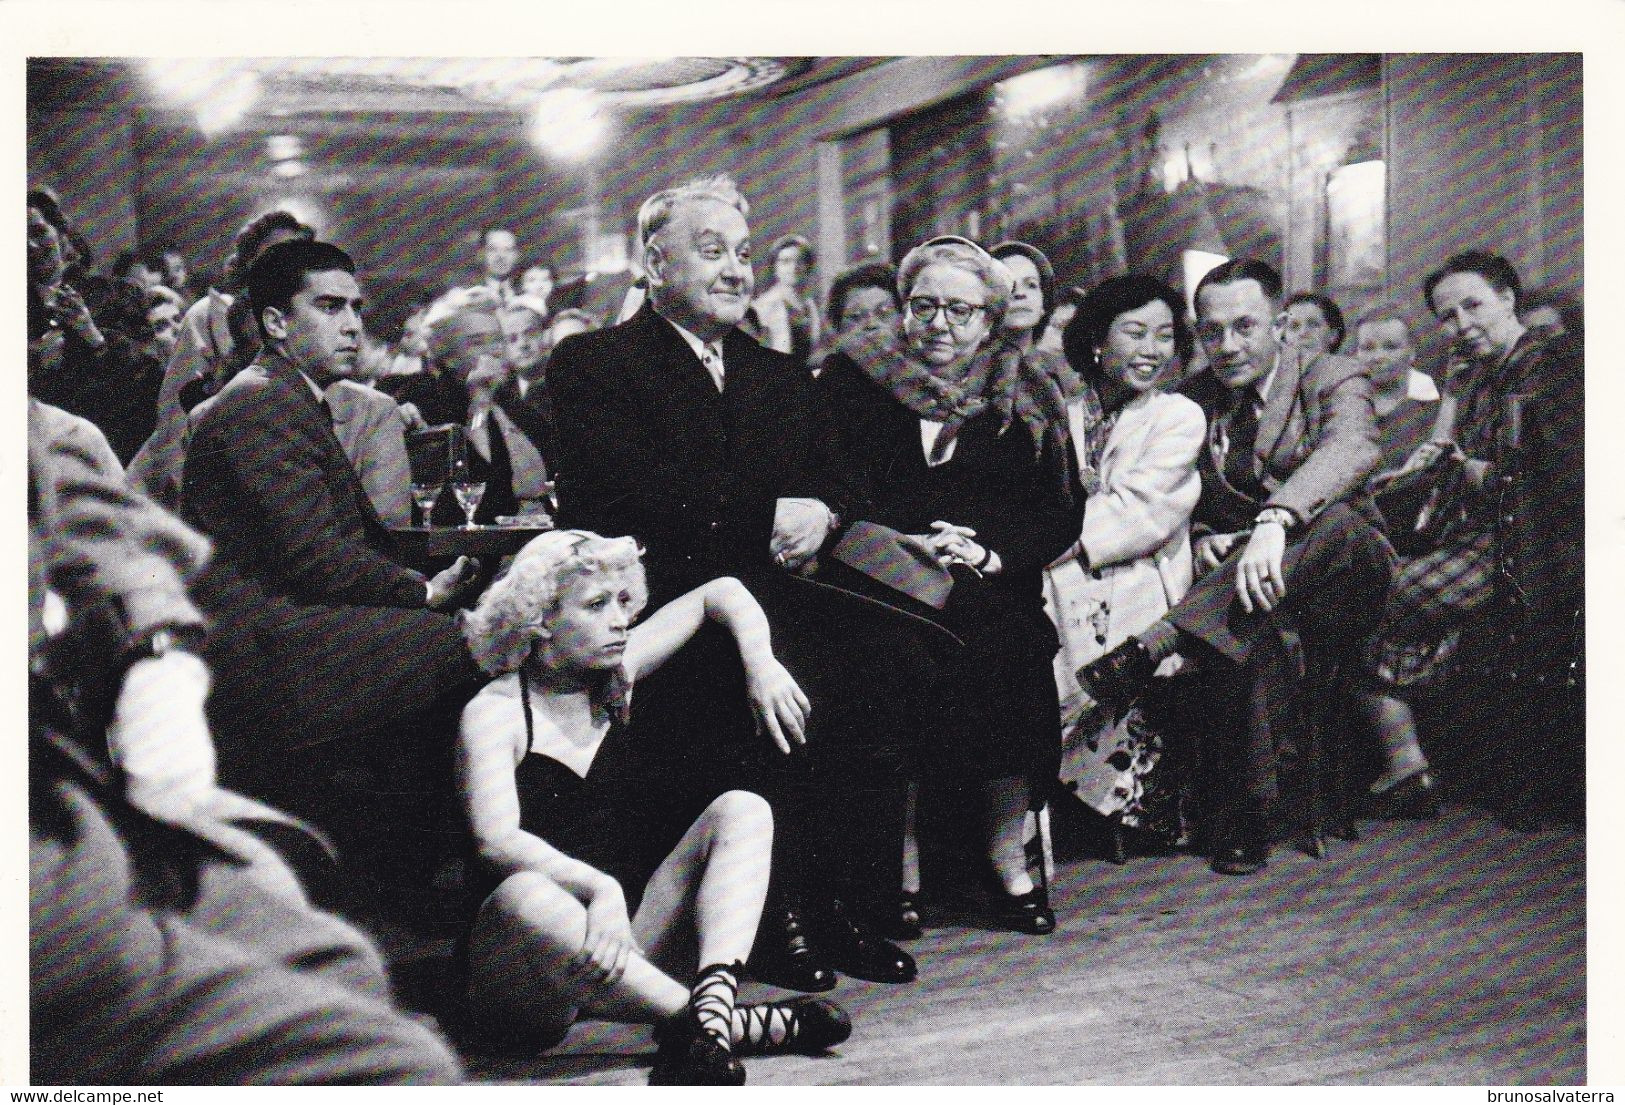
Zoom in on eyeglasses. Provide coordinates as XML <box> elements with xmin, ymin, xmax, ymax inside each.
<box><xmin>907</xmin><ymin>298</ymin><xmax>987</xmax><ymax>327</ymax></box>
<box><xmin>840</xmin><ymin>303</ymin><xmax>899</xmax><ymax>328</ymax></box>
<box><xmin>1195</xmin><ymin>317</ymin><xmax>1266</xmax><ymax>345</ymax></box>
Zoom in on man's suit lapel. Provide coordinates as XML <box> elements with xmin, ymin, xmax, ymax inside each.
<box><xmin>1256</xmin><ymin>346</ymin><xmax>1307</xmax><ymax>471</ymax></box>
<box><xmin>635</xmin><ymin>308</ymin><xmax>728</xmax><ymax>412</ymax></box>
<box><xmin>261</xmin><ymin>359</ymin><xmax>396</xmax><ymax>542</ymax></box>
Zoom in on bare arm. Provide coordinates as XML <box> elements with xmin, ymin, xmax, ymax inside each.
<box><xmin>456</xmin><ymin>689</ymin><xmax>618</xmax><ymax>900</ymax></box>
<box><xmin>624</xmin><ymin>577</ymin><xmax>810</xmax><ymax>752</ymax></box>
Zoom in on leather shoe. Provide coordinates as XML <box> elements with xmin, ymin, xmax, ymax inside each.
<box><xmin>1078</xmin><ymin>638</ymin><xmax>1155</xmax><ymax>716</ymax></box>
<box><xmin>1209</xmin><ymin>832</ymin><xmax>1267</xmax><ymax>877</ymax></box>
<box><xmin>1367</xmin><ymin>770</ymin><xmax>1441</xmax><ymax>821</ymax></box>
<box><xmin>990</xmin><ymin>884</ymin><xmax>1056</xmax><ymax>935</ymax></box>
<box><xmin>650</xmin><ymin>1014</ymin><xmax>746</xmax><ymax>1086</ymax></box>
<box><xmin>823</xmin><ymin>899</ymin><xmax>917</xmax><ymax>984</ymax></box>
<box><xmin>746</xmin><ymin>907</ymin><xmax>837</xmax><ymax>993</ymax></box>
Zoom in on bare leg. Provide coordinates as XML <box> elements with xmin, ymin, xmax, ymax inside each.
<box><xmin>1353</xmin><ymin>690</ymin><xmax>1428</xmax><ymax>792</ymax></box>
<box><xmin>985</xmin><ymin>775</ymin><xmax>1033</xmax><ymax>895</ymax></box>
<box><xmin>466</xmin><ymin>872</ymin><xmax>688</xmax><ymax>1037</ymax></box>
<box><xmin>633</xmin><ymin>790</ymin><xmax>773</xmax><ymax>980</ymax></box>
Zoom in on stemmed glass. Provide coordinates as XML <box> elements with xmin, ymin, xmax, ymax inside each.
<box><xmin>409</xmin><ymin>482</ymin><xmax>442</xmax><ymax>527</ymax></box>
<box><xmin>452</xmin><ymin>480</ymin><xmax>487</xmax><ymax>529</ymax></box>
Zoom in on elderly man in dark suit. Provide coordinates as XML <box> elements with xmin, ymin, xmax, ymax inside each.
<box><xmin>181</xmin><ymin>240</ymin><xmax>485</xmax><ymax>884</ymax></box>
<box><xmin>549</xmin><ymin>176</ymin><xmax>918</xmax><ymax>992</ymax></box>
<box><xmin>1082</xmin><ymin>259</ymin><xmax>1392</xmax><ymax>875</ymax></box>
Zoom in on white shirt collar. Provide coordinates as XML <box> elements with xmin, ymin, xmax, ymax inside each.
<box><xmin>297</xmin><ymin>371</ymin><xmax>327</xmax><ymax>405</ymax></box>
<box><xmin>1407</xmin><ymin>369</ymin><xmax>1441</xmax><ymax>401</ymax></box>
<box><xmin>1253</xmin><ymin>356</ymin><xmax>1280</xmax><ymax>407</ymax></box>
<box><xmin>661</xmin><ymin>315</ymin><xmax>726</xmax><ymax>391</ymax></box>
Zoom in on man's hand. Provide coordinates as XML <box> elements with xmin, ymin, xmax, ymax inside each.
<box><xmin>1235</xmin><ymin>522</ymin><xmax>1288</xmax><ymax>613</ymax></box>
<box><xmin>745</xmin><ymin>657</ymin><xmax>811</xmax><ymax>754</ymax></box>
<box><xmin>1195</xmin><ymin>531</ymin><xmax>1245</xmax><ymax>575</ymax></box>
<box><xmin>572</xmin><ymin>879</ymin><xmax>639</xmax><ymax>992</ymax></box>
<box><xmin>396</xmin><ymin>402</ymin><xmax>429</xmax><ymax>432</ymax></box>
<box><xmin>108</xmin><ymin>651</ymin><xmax>217</xmax><ymax>824</ymax></box>
<box><xmin>44</xmin><ymin>283</ymin><xmax>105</xmax><ymax>349</ymax></box>
<box><xmin>426</xmin><ymin>555</ymin><xmax>482</xmax><ymax>610</ymax></box>
<box><xmin>771</xmin><ymin>498</ymin><xmax>833</xmax><ymax>572</ymax></box>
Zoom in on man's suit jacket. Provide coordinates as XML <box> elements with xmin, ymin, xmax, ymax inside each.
<box><xmin>1180</xmin><ymin>343</ymin><xmax>1379</xmax><ymax>535</ymax></box>
<box><xmin>181</xmin><ymin>356</ymin><xmax>485</xmax><ymax>762</ymax></box>
<box><xmin>182</xmin><ymin>356</ymin><xmax>427</xmax><ymax>613</ymax></box>
<box><xmin>326</xmin><ymin>381</ymin><xmax>413</xmax><ymax>528</ymax></box>
<box><xmin>547</xmin><ymin>305</ymin><xmax>835</xmax><ymax>604</ymax></box>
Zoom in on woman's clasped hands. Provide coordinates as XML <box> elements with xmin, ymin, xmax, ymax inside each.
<box><xmin>924</xmin><ymin>520</ymin><xmax>989</xmax><ymax>575</ymax></box>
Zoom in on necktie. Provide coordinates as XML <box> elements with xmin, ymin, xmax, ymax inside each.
<box><xmin>701</xmin><ymin>344</ymin><xmax>724</xmax><ymax>392</ymax></box>
<box><xmin>1224</xmin><ymin>393</ymin><xmax>1262</xmax><ymax>492</ymax></box>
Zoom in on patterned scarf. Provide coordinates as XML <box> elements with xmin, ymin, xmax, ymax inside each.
<box><xmin>1074</xmin><ymin>383</ymin><xmax>1115</xmax><ymax>496</ymax></box>
<box><xmin>838</xmin><ymin>326</ymin><xmax>1075</xmax><ymax>494</ymax></box>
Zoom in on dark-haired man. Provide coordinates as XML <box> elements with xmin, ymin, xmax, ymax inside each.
<box><xmin>470</xmin><ymin>227</ymin><xmax>520</xmax><ymax>304</ymax></box>
<box><xmin>130</xmin><ymin>210</ymin><xmax>315</xmax><ymax>506</ymax></box>
<box><xmin>181</xmin><ymin>239</ymin><xmax>484</xmax><ymax>869</ymax></box>
<box><xmin>1081</xmin><ymin>259</ymin><xmax>1392</xmax><ymax>875</ymax></box>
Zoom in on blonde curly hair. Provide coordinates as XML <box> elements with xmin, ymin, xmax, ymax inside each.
<box><xmin>460</xmin><ymin>530</ymin><xmax>648</xmax><ymax>676</ymax></box>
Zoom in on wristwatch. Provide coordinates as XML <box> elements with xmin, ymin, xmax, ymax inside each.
<box><xmin>1253</xmin><ymin>507</ymin><xmax>1295</xmax><ymax>532</ymax></box>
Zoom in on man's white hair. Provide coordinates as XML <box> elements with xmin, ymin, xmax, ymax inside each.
<box><xmin>636</xmin><ymin>175</ymin><xmax>750</xmax><ymax>248</ymax></box>
<box><xmin>422</xmin><ymin>286</ymin><xmax>501</xmax><ymax>366</ymax></box>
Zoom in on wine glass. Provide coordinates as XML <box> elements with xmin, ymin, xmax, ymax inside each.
<box><xmin>409</xmin><ymin>482</ymin><xmax>442</xmax><ymax>527</ymax></box>
<box><xmin>452</xmin><ymin>481</ymin><xmax>487</xmax><ymax>529</ymax></box>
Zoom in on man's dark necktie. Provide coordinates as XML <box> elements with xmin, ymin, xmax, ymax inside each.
<box><xmin>1223</xmin><ymin>393</ymin><xmax>1263</xmax><ymax>494</ymax></box>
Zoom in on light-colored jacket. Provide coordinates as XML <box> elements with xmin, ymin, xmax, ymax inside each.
<box><xmin>1186</xmin><ymin>344</ymin><xmax>1379</xmax><ymax>532</ymax></box>
<box><xmin>128</xmin><ymin>290</ymin><xmax>236</xmax><ymax>508</ymax></box>
<box><xmin>1045</xmin><ymin>389</ymin><xmax>1205</xmax><ymax>723</ymax></box>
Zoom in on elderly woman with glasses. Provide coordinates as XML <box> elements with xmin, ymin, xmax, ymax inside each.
<box><xmin>457</xmin><ymin>531</ymin><xmax>850</xmax><ymax>1085</ymax></box>
<box><xmin>815</xmin><ymin>236</ymin><xmax>1081</xmax><ymax>935</ymax></box>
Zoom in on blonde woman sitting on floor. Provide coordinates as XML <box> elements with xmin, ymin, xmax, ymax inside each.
<box><xmin>457</xmin><ymin>531</ymin><xmax>850</xmax><ymax>1085</ymax></box>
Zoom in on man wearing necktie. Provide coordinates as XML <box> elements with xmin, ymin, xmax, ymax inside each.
<box><xmin>1079</xmin><ymin>259</ymin><xmax>1392</xmax><ymax>875</ymax></box>
<box><xmin>549</xmin><ymin>175</ymin><xmax>919</xmax><ymax>994</ymax></box>
<box><xmin>181</xmin><ymin>240</ymin><xmax>486</xmax><ymax>890</ymax></box>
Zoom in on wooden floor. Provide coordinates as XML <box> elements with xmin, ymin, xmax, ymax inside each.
<box><xmin>389</xmin><ymin>801</ymin><xmax>1584</xmax><ymax>1086</ymax></box>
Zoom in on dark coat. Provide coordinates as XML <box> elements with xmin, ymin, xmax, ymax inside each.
<box><xmin>547</xmin><ymin>305</ymin><xmax>839</xmax><ymax>605</ymax></box>
<box><xmin>816</xmin><ymin>353</ymin><xmax>1084</xmax><ymax>783</ymax></box>
<box><xmin>180</xmin><ymin>355</ymin><xmax>478</xmax><ymax>763</ymax></box>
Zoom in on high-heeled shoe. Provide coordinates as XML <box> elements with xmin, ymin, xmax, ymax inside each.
<box><xmin>988</xmin><ymin>845</ymin><xmax>1056</xmax><ymax>936</ymax></box>
<box><xmin>1367</xmin><ymin>770</ymin><xmax>1441</xmax><ymax>821</ymax></box>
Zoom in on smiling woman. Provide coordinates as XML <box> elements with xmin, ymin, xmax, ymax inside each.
<box><xmin>1046</xmin><ymin>274</ymin><xmax>1203</xmax><ymax>843</ymax></box>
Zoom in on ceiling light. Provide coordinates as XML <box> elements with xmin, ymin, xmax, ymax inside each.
<box><xmin>530</xmin><ymin>88</ymin><xmax>607</xmax><ymax>160</ymax></box>
<box><xmin>997</xmin><ymin>62</ymin><xmax>1087</xmax><ymax>119</ymax></box>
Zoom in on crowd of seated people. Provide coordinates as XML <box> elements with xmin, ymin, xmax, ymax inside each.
<box><xmin>26</xmin><ymin>171</ymin><xmax>1584</xmax><ymax>1086</ymax></box>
